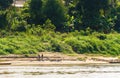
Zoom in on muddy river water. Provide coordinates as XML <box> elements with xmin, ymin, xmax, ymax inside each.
<box><xmin>0</xmin><ymin>64</ymin><xmax>120</xmax><ymax>78</ymax></box>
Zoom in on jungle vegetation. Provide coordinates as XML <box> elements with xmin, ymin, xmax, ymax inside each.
<box><xmin>0</xmin><ymin>0</ymin><xmax>120</xmax><ymax>56</ymax></box>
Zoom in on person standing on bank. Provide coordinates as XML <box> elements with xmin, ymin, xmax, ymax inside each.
<box><xmin>38</xmin><ymin>54</ymin><xmax>40</xmax><ymax>61</ymax></box>
<box><xmin>41</xmin><ymin>54</ymin><xmax>43</xmax><ymax>61</ymax></box>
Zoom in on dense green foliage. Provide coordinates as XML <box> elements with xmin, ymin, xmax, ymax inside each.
<box><xmin>0</xmin><ymin>30</ymin><xmax>120</xmax><ymax>56</ymax></box>
<box><xmin>76</xmin><ymin>0</ymin><xmax>111</xmax><ymax>32</ymax></box>
<box><xmin>28</xmin><ymin>0</ymin><xmax>45</xmax><ymax>25</ymax></box>
<box><xmin>1</xmin><ymin>0</ymin><xmax>120</xmax><ymax>32</ymax></box>
<box><xmin>0</xmin><ymin>0</ymin><xmax>120</xmax><ymax>56</ymax></box>
<box><xmin>44</xmin><ymin>0</ymin><xmax>67</xmax><ymax>31</ymax></box>
<box><xmin>0</xmin><ymin>0</ymin><xmax>13</xmax><ymax>10</ymax></box>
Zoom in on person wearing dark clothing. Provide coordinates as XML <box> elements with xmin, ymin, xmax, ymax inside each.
<box><xmin>41</xmin><ymin>54</ymin><xmax>43</xmax><ymax>61</ymax></box>
<box><xmin>38</xmin><ymin>54</ymin><xmax>40</xmax><ymax>61</ymax></box>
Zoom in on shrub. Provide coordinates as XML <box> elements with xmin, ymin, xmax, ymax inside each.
<box><xmin>51</xmin><ymin>39</ymin><xmax>74</xmax><ymax>53</ymax></box>
<box><xmin>0</xmin><ymin>50</ymin><xmax>8</xmax><ymax>55</ymax></box>
<box><xmin>96</xmin><ymin>34</ymin><xmax>107</xmax><ymax>40</ymax></box>
<box><xmin>42</xmin><ymin>19</ymin><xmax>56</xmax><ymax>31</ymax></box>
<box><xmin>65</xmin><ymin>37</ymin><xmax>85</xmax><ymax>53</ymax></box>
<box><xmin>28</xmin><ymin>25</ymin><xmax>45</xmax><ymax>36</ymax></box>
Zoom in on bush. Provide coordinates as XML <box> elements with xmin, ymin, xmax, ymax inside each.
<box><xmin>0</xmin><ymin>50</ymin><xmax>8</xmax><ymax>55</ymax></box>
<box><xmin>96</xmin><ymin>34</ymin><xmax>107</xmax><ymax>40</ymax></box>
<box><xmin>51</xmin><ymin>39</ymin><xmax>74</xmax><ymax>53</ymax></box>
<box><xmin>64</xmin><ymin>34</ymin><xmax>120</xmax><ymax>56</ymax></box>
<box><xmin>65</xmin><ymin>37</ymin><xmax>85</xmax><ymax>53</ymax></box>
<box><xmin>0</xmin><ymin>31</ymin><xmax>120</xmax><ymax>56</ymax></box>
<box><xmin>28</xmin><ymin>25</ymin><xmax>45</xmax><ymax>36</ymax></box>
<box><xmin>42</xmin><ymin>19</ymin><xmax>56</xmax><ymax>31</ymax></box>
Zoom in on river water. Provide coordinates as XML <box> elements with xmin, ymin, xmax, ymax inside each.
<box><xmin>0</xmin><ymin>64</ymin><xmax>120</xmax><ymax>78</ymax></box>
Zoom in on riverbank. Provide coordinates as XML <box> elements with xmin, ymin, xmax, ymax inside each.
<box><xmin>0</xmin><ymin>60</ymin><xmax>108</xmax><ymax>66</ymax></box>
<box><xmin>0</xmin><ymin>52</ymin><xmax>119</xmax><ymax>66</ymax></box>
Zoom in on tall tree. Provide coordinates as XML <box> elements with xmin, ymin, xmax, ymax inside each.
<box><xmin>0</xmin><ymin>0</ymin><xmax>13</xmax><ymax>28</ymax></box>
<box><xmin>114</xmin><ymin>0</ymin><xmax>120</xmax><ymax>32</ymax></box>
<box><xmin>0</xmin><ymin>0</ymin><xmax>13</xmax><ymax>10</ymax></box>
<box><xmin>44</xmin><ymin>0</ymin><xmax>67</xmax><ymax>31</ymax></box>
<box><xmin>64</xmin><ymin>0</ymin><xmax>78</xmax><ymax>17</ymax></box>
<box><xmin>29</xmin><ymin>0</ymin><xmax>45</xmax><ymax>25</ymax></box>
<box><xmin>0</xmin><ymin>11</ymin><xmax>7</xmax><ymax>28</ymax></box>
<box><xmin>75</xmin><ymin>0</ymin><xmax>112</xmax><ymax>33</ymax></box>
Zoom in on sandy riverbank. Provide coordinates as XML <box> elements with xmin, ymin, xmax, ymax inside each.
<box><xmin>0</xmin><ymin>52</ymin><xmax>119</xmax><ymax>66</ymax></box>
<box><xmin>0</xmin><ymin>60</ymin><xmax>108</xmax><ymax>66</ymax></box>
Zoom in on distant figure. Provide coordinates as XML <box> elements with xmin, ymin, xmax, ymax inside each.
<box><xmin>38</xmin><ymin>54</ymin><xmax>40</xmax><ymax>61</ymax></box>
<box><xmin>41</xmin><ymin>54</ymin><xmax>43</xmax><ymax>61</ymax></box>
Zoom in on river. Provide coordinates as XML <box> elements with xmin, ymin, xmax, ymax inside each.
<box><xmin>0</xmin><ymin>64</ymin><xmax>120</xmax><ymax>78</ymax></box>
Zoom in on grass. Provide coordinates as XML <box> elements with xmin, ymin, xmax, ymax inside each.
<box><xmin>0</xmin><ymin>31</ymin><xmax>120</xmax><ymax>56</ymax></box>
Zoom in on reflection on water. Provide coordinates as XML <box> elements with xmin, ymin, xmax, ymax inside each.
<box><xmin>0</xmin><ymin>64</ymin><xmax>120</xmax><ymax>78</ymax></box>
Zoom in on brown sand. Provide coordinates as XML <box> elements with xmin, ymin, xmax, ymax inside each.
<box><xmin>0</xmin><ymin>52</ymin><xmax>118</xmax><ymax>66</ymax></box>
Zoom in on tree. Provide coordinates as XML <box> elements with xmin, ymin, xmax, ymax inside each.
<box><xmin>64</xmin><ymin>0</ymin><xmax>78</xmax><ymax>17</ymax></box>
<box><xmin>0</xmin><ymin>0</ymin><xmax>13</xmax><ymax>10</ymax></box>
<box><xmin>44</xmin><ymin>0</ymin><xmax>67</xmax><ymax>31</ymax></box>
<box><xmin>0</xmin><ymin>11</ymin><xmax>7</xmax><ymax>28</ymax></box>
<box><xmin>114</xmin><ymin>0</ymin><xmax>120</xmax><ymax>32</ymax></box>
<box><xmin>0</xmin><ymin>0</ymin><xmax>13</xmax><ymax>29</ymax></box>
<box><xmin>75</xmin><ymin>0</ymin><xmax>114</xmax><ymax>33</ymax></box>
<box><xmin>6</xmin><ymin>7</ymin><xmax>28</xmax><ymax>32</ymax></box>
<box><xmin>28</xmin><ymin>0</ymin><xmax>45</xmax><ymax>25</ymax></box>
